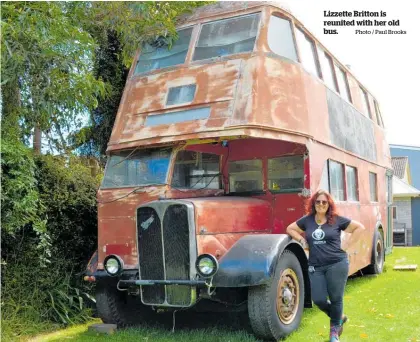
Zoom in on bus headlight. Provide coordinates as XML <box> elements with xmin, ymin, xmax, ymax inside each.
<box><xmin>104</xmin><ymin>255</ymin><xmax>123</xmax><ymax>276</ymax></box>
<box><xmin>196</xmin><ymin>254</ymin><xmax>218</xmax><ymax>278</ymax></box>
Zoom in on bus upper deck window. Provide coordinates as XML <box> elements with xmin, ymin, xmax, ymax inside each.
<box><xmin>193</xmin><ymin>13</ymin><xmax>260</xmax><ymax>61</ymax></box>
<box><xmin>135</xmin><ymin>27</ymin><xmax>193</xmax><ymax>74</ymax></box>
<box><xmin>360</xmin><ymin>87</ymin><xmax>373</xmax><ymax>120</ymax></box>
<box><xmin>267</xmin><ymin>15</ymin><xmax>298</xmax><ymax>62</ymax></box>
<box><xmin>295</xmin><ymin>28</ymin><xmax>320</xmax><ymax>78</ymax></box>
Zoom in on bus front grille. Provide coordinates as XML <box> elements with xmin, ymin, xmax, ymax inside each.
<box><xmin>137</xmin><ymin>203</ymin><xmax>193</xmax><ymax>306</ymax></box>
<box><xmin>163</xmin><ymin>205</ymin><xmax>191</xmax><ymax>305</ymax></box>
<box><xmin>137</xmin><ymin>207</ymin><xmax>165</xmax><ymax>304</ymax></box>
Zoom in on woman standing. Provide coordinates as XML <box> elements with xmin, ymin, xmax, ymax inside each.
<box><xmin>286</xmin><ymin>190</ymin><xmax>365</xmax><ymax>342</ymax></box>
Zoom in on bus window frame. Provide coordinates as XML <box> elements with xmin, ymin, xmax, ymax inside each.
<box><xmin>191</xmin><ymin>11</ymin><xmax>263</xmax><ymax>64</ymax></box>
<box><xmin>294</xmin><ymin>26</ymin><xmax>322</xmax><ymax>78</ymax></box>
<box><xmin>267</xmin><ymin>154</ymin><xmax>304</xmax><ymax>194</ymax></box>
<box><xmin>335</xmin><ymin>64</ymin><xmax>352</xmax><ymax>104</ymax></box>
<box><xmin>101</xmin><ymin>147</ymin><xmax>173</xmax><ymax>189</ymax></box>
<box><xmin>171</xmin><ymin>150</ymin><xmax>224</xmax><ymax>190</ymax></box>
<box><xmin>327</xmin><ymin>159</ymin><xmax>346</xmax><ymax>202</ymax></box>
<box><xmin>317</xmin><ymin>46</ymin><xmax>339</xmax><ymax>93</ymax></box>
<box><xmin>345</xmin><ymin>164</ymin><xmax>359</xmax><ymax>202</ymax></box>
<box><xmin>227</xmin><ymin>158</ymin><xmax>265</xmax><ymax>195</ymax></box>
<box><xmin>369</xmin><ymin>171</ymin><xmax>379</xmax><ymax>203</ymax></box>
<box><xmin>267</xmin><ymin>12</ymin><xmax>299</xmax><ymax>63</ymax></box>
<box><xmin>132</xmin><ymin>24</ymin><xmax>197</xmax><ymax>78</ymax></box>
<box><xmin>374</xmin><ymin>99</ymin><xmax>384</xmax><ymax>127</ymax></box>
<box><xmin>360</xmin><ymin>85</ymin><xmax>373</xmax><ymax>120</ymax></box>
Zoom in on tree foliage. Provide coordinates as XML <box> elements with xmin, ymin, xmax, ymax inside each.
<box><xmin>72</xmin><ymin>1</ymin><xmax>209</xmax><ymax>159</ymax></box>
<box><xmin>1</xmin><ymin>1</ymin><xmax>212</xmax><ymax>337</ymax></box>
<box><xmin>1</xmin><ymin>2</ymin><xmax>108</xmax><ymax>152</ymax></box>
<box><xmin>1</xmin><ymin>1</ymin><xmax>209</xmax><ymax>154</ymax></box>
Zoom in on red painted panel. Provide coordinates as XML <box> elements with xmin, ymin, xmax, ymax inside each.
<box><xmin>106</xmin><ymin>243</ymin><xmax>132</xmax><ymax>256</ymax></box>
<box><xmin>97</xmin><ymin>187</ymin><xmax>165</xmax><ymax>269</ymax></box>
<box><xmin>271</xmin><ymin>193</ymin><xmax>306</xmax><ymax>234</ymax></box>
<box><xmin>192</xmin><ymin>197</ymin><xmax>271</xmax><ymax>234</ymax></box>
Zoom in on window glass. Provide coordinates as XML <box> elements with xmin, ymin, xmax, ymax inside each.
<box><xmin>267</xmin><ymin>16</ymin><xmax>298</xmax><ymax>61</ymax></box>
<box><xmin>320</xmin><ymin>161</ymin><xmax>329</xmax><ymax>191</ymax></box>
<box><xmin>379</xmin><ymin>111</ymin><xmax>385</xmax><ymax>128</ymax></box>
<box><xmin>229</xmin><ymin>159</ymin><xmax>263</xmax><ymax>192</ymax></box>
<box><xmin>392</xmin><ymin>206</ymin><xmax>397</xmax><ymax>219</ymax></box>
<box><xmin>102</xmin><ymin>148</ymin><xmax>172</xmax><ymax>188</ymax></box>
<box><xmin>335</xmin><ymin>65</ymin><xmax>352</xmax><ymax>103</ymax></box>
<box><xmin>193</xmin><ymin>13</ymin><xmax>260</xmax><ymax>61</ymax></box>
<box><xmin>295</xmin><ymin>28</ymin><xmax>320</xmax><ymax>77</ymax></box>
<box><xmin>360</xmin><ymin>87</ymin><xmax>373</xmax><ymax>119</ymax></box>
<box><xmin>374</xmin><ymin>99</ymin><xmax>382</xmax><ymax>126</ymax></box>
<box><xmin>166</xmin><ymin>84</ymin><xmax>196</xmax><ymax>106</ymax></box>
<box><xmin>172</xmin><ymin>151</ymin><xmax>221</xmax><ymax>189</ymax></box>
<box><xmin>268</xmin><ymin>156</ymin><xmax>303</xmax><ymax>192</ymax></box>
<box><xmin>318</xmin><ymin>48</ymin><xmax>338</xmax><ymax>91</ymax></box>
<box><xmin>135</xmin><ymin>28</ymin><xmax>193</xmax><ymax>74</ymax></box>
<box><xmin>369</xmin><ymin>172</ymin><xmax>378</xmax><ymax>201</ymax></box>
<box><xmin>345</xmin><ymin>166</ymin><xmax>358</xmax><ymax>201</ymax></box>
<box><xmin>328</xmin><ymin>160</ymin><xmax>345</xmax><ymax>201</ymax></box>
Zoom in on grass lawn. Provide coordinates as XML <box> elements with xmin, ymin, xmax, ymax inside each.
<box><xmin>25</xmin><ymin>247</ymin><xmax>420</xmax><ymax>342</ymax></box>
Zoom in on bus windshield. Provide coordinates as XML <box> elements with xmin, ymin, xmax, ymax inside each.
<box><xmin>135</xmin><ymin>27</ymin><xmax>193</xmax><ymax>75</ymax></box>
<box><xmin>172</xmin><ymin>150</ymin><xmax>222</xmax><ymax>190</ymax></box>
<box><xmin>101</xmin><ymin>148</ymin><xmax>172</xmax><ymax>188</ymax></box>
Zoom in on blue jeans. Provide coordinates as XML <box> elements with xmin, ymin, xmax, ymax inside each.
<box><xmin>308</xmin><ymin>258</ymin><xmax>349</xmax><ymax>326</ymax></box>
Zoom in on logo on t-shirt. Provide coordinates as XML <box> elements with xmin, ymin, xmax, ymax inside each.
<box><xmin>312</xmin><ymin>226</ymin><xmax>326</xmax><ymax>244</ymax></box>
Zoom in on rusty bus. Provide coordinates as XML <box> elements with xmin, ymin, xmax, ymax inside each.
<box><xmin>84</xmin><ymin>2</ymin><xmax>393</xmax><ymax>340</ymax></box>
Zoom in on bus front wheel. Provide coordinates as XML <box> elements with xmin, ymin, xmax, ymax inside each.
<box><xmin>248</xmin><ymin>250</ymin><xmax>305</xmax><ymax>341</ymax></box>
<box><xmin>96</xmin><ymin>280</ymin><xmax>156</xmax><ymax>327</ymax></box>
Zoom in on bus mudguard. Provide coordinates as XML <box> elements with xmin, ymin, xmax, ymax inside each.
<box><xmin>212</xmin><ymin>234</ymin><xmax>306</xmax><ymax>287</ymax></box>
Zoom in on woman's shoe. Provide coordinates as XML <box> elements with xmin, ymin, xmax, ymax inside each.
<box><xmin>338</xmin><ymin>315</ymin><xmax>348</xmax><ymax>336</ymax></box>
<box><xmin>330</xmin><ymin>325</ymin><xmax>340</xmax><ymax>342</ymax></box>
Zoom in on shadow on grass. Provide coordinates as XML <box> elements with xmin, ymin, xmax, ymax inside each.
<box><xmin>35</xmin><ymin>311</ymin><xmax>259</xmax><ymax>342</ymax></box>
<box><xmin>34</xmin><ymin>265</ymin><xmax>398</xmax><ymax>342</ymax></box>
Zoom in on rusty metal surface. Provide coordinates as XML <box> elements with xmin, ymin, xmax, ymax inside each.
<box><xmin>107</xmin><ymin>3</ymin><xmax>390</xmax><ymax>170</ymax></box>
<box><xmin>191</xmin><ymin>197</ymin><xmax>271</xmax><ymax>235</ymax></box>
<box><xmin>96</xmin><ymin>2</ymin><xmax>392</xmax><ymax>277</ymax></box>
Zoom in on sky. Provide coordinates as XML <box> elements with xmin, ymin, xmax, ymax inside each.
<box><xmin>279</xmin><ymin>0</ymin><xmax>420</xmax><ymax>147</ymax></box>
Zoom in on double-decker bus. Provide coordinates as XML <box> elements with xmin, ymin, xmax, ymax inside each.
<box><xmin>85</xmin><ymin>2</ymin><xmax>393</xmax><ymax>340</ymax></box>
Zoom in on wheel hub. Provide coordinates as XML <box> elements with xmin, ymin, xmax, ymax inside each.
<box><xmin>282</xmin><ymin>288</ymin><xmax>293</xmax><ymax>305</ymax></box>
<box><xmin>277</xmin><ymin>268</ymin><xmax>300</xmax><ymax>324</ymax></box>
<box><xmin>376</xmin><ymin>240</ymin><xmax>383</xmax><ymax>267</ymax></box>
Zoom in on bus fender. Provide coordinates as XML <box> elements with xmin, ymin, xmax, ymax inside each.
<box><xmin>212</xmin><ymin>234</ymin><xmax>306</xmax><ymax>287</ymax></box>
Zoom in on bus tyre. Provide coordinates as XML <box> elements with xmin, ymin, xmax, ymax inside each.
<box><xmin>96</xmin><ymin>281</ymin><xmax>155</xmax><ymax>327</ymax></box>
<box><xmin>365</xmin><ymin>230</ymin><xmax>385</xmax><ymax>274</ymax></box>
<box><xmin>248</xmin><ymin>250</ymin><xmax>304</xmax><ymax>341</ymax></box>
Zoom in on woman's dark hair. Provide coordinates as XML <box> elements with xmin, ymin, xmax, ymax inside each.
<box><xmin>305</xmin><ymin>189</ymin><xmax>338</xmax><ymax>225</ymax></box>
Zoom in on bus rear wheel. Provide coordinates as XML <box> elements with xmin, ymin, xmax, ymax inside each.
<box><xmin>248</xmin><ymin>250</ymin><xmax>304</xmax><ymax>341</ymax></box>
<box><xmin>365</xmin><ymin>230</ymin><xmax>385</xmax><ymax>274</ymax></box>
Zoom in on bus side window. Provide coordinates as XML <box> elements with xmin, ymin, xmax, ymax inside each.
<box><xmin>267</xmin><ymin>15</ymin><xmax>298</xmax><ymax>62</ymax></box>
<box><xmin>228</xmin><ymin>159</ymin><xmax>263</xmax><ymax>193</ymax></box>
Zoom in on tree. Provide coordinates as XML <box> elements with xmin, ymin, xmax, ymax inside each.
<box><xmin>1</xmin><ymin>2</ymin><xmax>211</xmax><ymax>335</ymax></box>
<box><xmin>72</xmin><ymin>1</ymin><xmax>210</xmax><ymax>159</ymax></box>
<box><xmin>1</xmin><ymin>1</ymin><xmax>209</xmax><ymax>154</ymax></box>
<box><xmin>1</xmin><ymin>2</ymin><xmax>107</xmax><ymax>153</ymax></box>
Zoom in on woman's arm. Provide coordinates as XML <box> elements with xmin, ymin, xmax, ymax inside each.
<box><xmin>286</xmin><ymin>222</ymin><xmax>308</xmax><ymax>249</ymax></box>
<box><xmin>342</xmin><ymin>220</ymin><xmax>365</xmax><ymax>251</ymax></box>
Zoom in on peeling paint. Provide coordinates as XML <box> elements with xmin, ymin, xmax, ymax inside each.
<box><xmin>96</xmin><ymin>2</ymin><xmax>392</xmax><ymax>280</ymax></box>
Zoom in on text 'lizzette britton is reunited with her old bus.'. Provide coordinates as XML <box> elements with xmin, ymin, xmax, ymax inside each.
<box><xmin>324</xmin><ymin>10</ymin><xmax>386</xmax><ymax>17</ymax></box>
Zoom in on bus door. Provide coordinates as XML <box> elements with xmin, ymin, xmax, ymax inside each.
<box><xmin>267</xmin><ymin>155</ymin><xmax>306</xmax><ymax>234</ymax></box>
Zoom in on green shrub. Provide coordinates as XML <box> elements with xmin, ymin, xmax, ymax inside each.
<box><xmin>1</xmin><ymin>147</ymin><xmax>100</xmax><ymax>339</ymax></box>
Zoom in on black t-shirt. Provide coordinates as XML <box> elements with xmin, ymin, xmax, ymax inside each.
<box><xmin>296</xmin><ymin>214</ymin><xmax>351</xmax><ymax>267</ymax></box>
